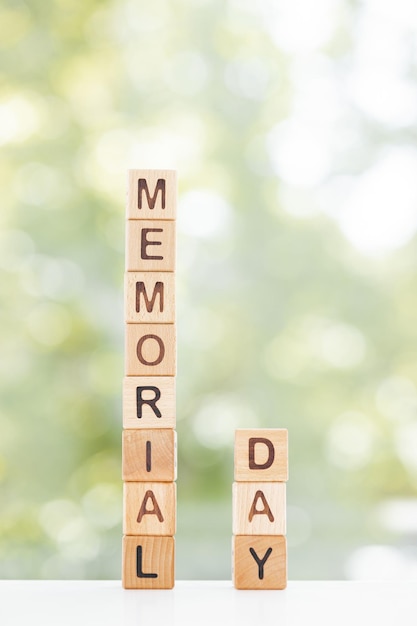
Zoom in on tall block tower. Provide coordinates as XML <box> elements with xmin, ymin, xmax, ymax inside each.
<box><xmin>233</xmin><ymin>429</ymin><xmax>288</xmax><ymax>589</ymax></box>
<box><xmin>122</xmin><ymin>170</ymin><xmax>177</xmax><ymax>589</ymax></box>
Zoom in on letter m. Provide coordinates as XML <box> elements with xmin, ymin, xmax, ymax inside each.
<box><xmin>138</xmin><ymin>178</ymin><xmax>166</xmax><ymax>210</ymax></box>
<box><xmin>136</xmin><ymin>281</ymin><xmax>164</xmax><ymax>313</ymax></box>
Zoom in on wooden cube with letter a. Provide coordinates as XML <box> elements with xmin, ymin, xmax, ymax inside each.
<box><xmin>234</xmin><ymin>429</ymin><xmax>288</xmax><ymax>482</ymax></box>
<box><xmin>123</xmin><ymin>535</ymin><xmax>175</xmax><ymax>589</ymax></box>
<box><xmin>123</xmin><ymin>482</ymin><xmax>176</xmax><ymax>536</ymax></box>
<box><xmin>233</xmin><ymin>482</ymin><xmax>286</xmax><ymax>535</ymax></box>
<box><xmin>233</xmin><ymin>535</ymin><xmax>287</xmax><ymax>590</ymax></box>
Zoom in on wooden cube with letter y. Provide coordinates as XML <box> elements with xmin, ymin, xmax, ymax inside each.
<box><xmin>233</xmin><ymin>535</ymin><xmax>287</xmax><ymax>590</ymax></box>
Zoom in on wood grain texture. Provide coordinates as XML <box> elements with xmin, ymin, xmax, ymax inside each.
<box><xmin>232</xmin><ymin>482</ymin><xmax>286</xmax><ymax>535</ymax></box>
<box><xmin>125</xmin><ymin>324</ymin><xmax>176</xmax><ymax>376</ymax></box>
<box><xmin>234</xmin><ymin>429</ymin><xmax>288</xmax><ymax>482</ymax></box>
<box><xmin>123</xmin><ymin>376</ymin><xmax>176</xmax><ymax>429</ymax></box>
<box><xmin>233</xmin><ymin>535</ymin><xmax>287</xmax><ymax>590</ymax></box>
<box><xmin>123</xmin><ymin>481</ymin><xmax>176</xmax><ymax>536</ymax></box>
<box><xmin>126</xmin><ymin>220</ymin><xmax>176</xmax><ymax>272</ymax></box>
<box><xmin>122</xmin><ymin>429</ymin><xmax>177</xmax><ymax>482</ymax></box>
<box><xmin>125</xmin><ymin>272</ymin><xmax>175</xmax><ymax>324</ymax></box>
<box><xmin>122</xmin><ymin>535</ymin><xmax>175</xmax><ymax>589</ymax></box>
<box><xmin>126</xmin><ymin>169</ymin><xmax>177</xmax><ymax>221</ymax></box>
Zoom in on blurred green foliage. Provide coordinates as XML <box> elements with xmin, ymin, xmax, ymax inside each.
<box><xmin>1</xmin><ymin>0</ymin><xmax>417</xmax><ymax>580</ymax></box>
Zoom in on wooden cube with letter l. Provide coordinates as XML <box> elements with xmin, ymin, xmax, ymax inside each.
<box><xmin>122</xmin><ymin>535</ymin><xmax>175</xmax><ymax>589</ymax></box>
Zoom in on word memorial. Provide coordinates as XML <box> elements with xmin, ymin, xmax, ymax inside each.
<box><xmin>122</xmin><ymin>170</ymin><xmax>177</xmax><ymax>589</ymax></box>
<box><xmin>233</xmin><ymin>429</ymin><xmax>288</xmax><ymax>589</ymax></box>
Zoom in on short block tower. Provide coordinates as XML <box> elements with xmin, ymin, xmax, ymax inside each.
<box><xmin>233</xmin><ymin>429</ymin><xmax>288</xmax><ymax>589</ymax></box>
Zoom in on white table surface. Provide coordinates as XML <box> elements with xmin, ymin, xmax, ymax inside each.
<box><xmin>0</xmin><ymin>580</ymin><xmax>416</xmax><ymax>626</ymax></box>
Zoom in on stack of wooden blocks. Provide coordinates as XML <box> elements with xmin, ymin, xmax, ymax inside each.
<box><xmin>233</xmin><ymin>429</ymin><xmax>288</xmax><ymax>589</ymax></box>
<box><xmin>122</xmin><ymin>169</ymin><xmax>177</xmax><ymax>589</ymax></box>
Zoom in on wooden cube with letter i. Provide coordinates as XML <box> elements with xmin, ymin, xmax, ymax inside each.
<box><xmin>122</xmin><ymin>169</ymin><xmax>177</xmax><ymax>589</ymax></box>
<box><xmin>232</xmin><ymin>428</ymin><xmax>288</xmax><ymax>590</ymax></box>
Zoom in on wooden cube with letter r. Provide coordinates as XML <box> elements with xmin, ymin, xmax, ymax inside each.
<box><xmin>123</xmin><ymin>376</ymin><xmax>176</xmax><ymax>429</ymax></box>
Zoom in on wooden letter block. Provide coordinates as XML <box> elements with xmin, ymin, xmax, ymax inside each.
<box><xmin>233</xmin><ymin>535</ymin><xmax>287</xmax><ymax>590</ymax></box>
<box><xmin>122</xmin><ymin>535</ymin><xmax>175</xmax><ymax>589</ymax></box>
<box><xmin>123</xmin><ymin>482</ymin><xmax>176</xmax><ymax>536</ymax></box>
<box><xmin>125</xmin><ymin>324</ymin><xmax>176</xmax><ymax>376</ymax></box>
<box><xmin>235</xmin><ymin>429</ymin><xmax>288</xmax><ymax>482</ymax></box>
<box><xmin>123</xmin><ymin>429</ymin><xmax>176</xmax><ymax>482</ymax></box>
<box><xmin>125</xmin><ymin>272</ymin><xmax>175</xmax><ymax>324</ymax></box>
<box><xmin>126</xmin><ymin>170</ymin><xmax>177</xmax><ymax>221</ymax></box>
<box><xmin>123</xmin><ymin>376</ymin><xmax>176</xmax><ymax>429</ymax></box>
<box><xmin>233</xmin><ymin>482</ymin><xmax>286</xmax><ymax>535</ymax></box>
<box><xmin>126</xmin><ymin>220</ymin><xmax>176</xmax><ymax>272</ymax></box>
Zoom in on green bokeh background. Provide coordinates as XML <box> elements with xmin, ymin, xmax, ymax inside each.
<box><xmin>1</xmin><ymin>0</ymin><xmax>417</xmax><ymax>580</ymax></box>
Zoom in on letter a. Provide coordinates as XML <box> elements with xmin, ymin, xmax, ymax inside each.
<box><xmin>137</xmin><ymin>490</ymin><xmax>164</xmax><ymax>523</ymax></box>
<box><xmin>248</xmin><ymin>490</ymin><xmax>274</xmax><ymax>522</ymax></box>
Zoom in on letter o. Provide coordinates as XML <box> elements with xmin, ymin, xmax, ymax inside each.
<box><xmin>136</xmin><ymin>334</ymin><xmax>165</xmax><ymax>366</ymax></box>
